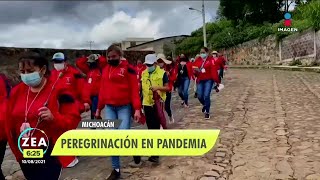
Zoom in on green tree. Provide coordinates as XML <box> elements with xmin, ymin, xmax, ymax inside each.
<box><xmin>220</xmin><ymin>0</ymin><xmax>282</xmax><ymax>25</ymax></box>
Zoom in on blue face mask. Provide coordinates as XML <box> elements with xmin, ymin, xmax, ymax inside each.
<box><xmin>200</xmin><ymin>53</ymin><xmax>207</xmax><ymax>59</ymax></box>
<box><xmin>20</xmin><ymin>71</ymin><xmax>42</xmax><ymax>87</ymax></box>
<box><xmin>147</xmin><ymin>66</ymin><xmax>156</xmax><ymax>73</ymax></box>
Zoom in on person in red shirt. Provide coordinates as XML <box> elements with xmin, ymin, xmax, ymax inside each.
<box><xmin>0</xmin><ymin>74</ymin><xmax>10</xmax><ymax>180</ymax></box>
<box><xmin>211</xmin><ymin>51</ymin><xmax>225</xmax><ymax>83</ymax></box>
<box><xmin>176</xmin><ymin>54</ymin><xmax>193</xmax><ymax>107</ymax></box>
<box><xmin>51</xmin><ymin>52</ymin><xmax>90</xmax><ymax>168</ymax></box>
<box><xmin>76</xmin><ymin>54</ymin><xmax>107</xmax><ymax>119</ymax></box>
<box><xmin>193</xmin><ymin>47</ymin><xmax>220</xmax><ymax>120</ymax></box>
<box><xmin>5</xmin><ymin>54</ymin><xmax>81</xmax><ymax>180</ymax></box>
<box><xmin>136</xmin><ymin>59</ymin><xmax>146</xmax><ymax>82</ymax></box>
<box><xmin>95</xmin><ymin>44</ymin><xmax>141</xmax><ymax>180</ymax></box>
<box><xmin>135</xmin><ymin>59</ymin><xmax>146</xmax><ymax>98</ymax></box>
<box><xmin>156</xmin><ymin>54</ymin><xmax>176</xmax><ymax>123</ymax></box>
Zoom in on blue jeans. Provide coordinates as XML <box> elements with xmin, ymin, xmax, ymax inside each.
<box><xmin>90</xmin><ymin>96</ymin><xmax>98</xmax><ymax>119</ymax></box>
<box><xmin>178</xmin><ymin>77</ymin><xmax>190</xmax><ymax>105</ymax></box>
<box><xmin>197</xmin><ymin>80</ymin><xmax>214</xmax><ymax>113</ymax></box>
<box><xmin>104</xmin><ymin>104</ymin><xmax>132</xmax><ymax>169</ymax></box>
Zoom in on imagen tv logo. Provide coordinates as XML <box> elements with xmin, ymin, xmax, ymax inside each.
<box><xmin>278</xmin><ymin>12</ymin><xmax>298</xmax><ymax>32</ymax></box>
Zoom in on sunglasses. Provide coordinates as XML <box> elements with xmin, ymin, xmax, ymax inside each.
<box><xmin>146</xmin><ymin>64</ymin><xmax>153</xmax><ymax>67</ymax></box>
<box><xmin>52</xmin><ymin>60</ymin><xmax>64</xmax><ymax>64</ymax></box>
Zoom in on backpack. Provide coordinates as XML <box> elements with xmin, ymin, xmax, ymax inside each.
<box><xmin>0</xmin><ymin>74</ymin><xmax>11</xmax><ymax>98</ymax></box>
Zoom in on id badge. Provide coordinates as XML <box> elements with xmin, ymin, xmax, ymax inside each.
<box><xmin>20</xmin><ymin>123</ymin><xmax>31</xmax><ymax>137</ymax></box>
<box><xmin>201</xmin><ymin>68</ymin><xmax>206</xmax><ymax>73</ymax></box>
<box><xmin>88</xmin><ymin>78</ymin><xmax>92</xmax><ymax>84</ymax></box>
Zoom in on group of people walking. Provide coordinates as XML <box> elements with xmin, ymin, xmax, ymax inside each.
<box><xmin>0</xmin><ymin>45</ymin><xmax>226</xmax><ymax>180</ymax></box>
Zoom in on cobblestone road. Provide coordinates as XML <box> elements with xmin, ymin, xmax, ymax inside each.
<box><xmin>2</xmin><ymin>69</ymin><xmax>320</xmax><ymax>180</ymax></box>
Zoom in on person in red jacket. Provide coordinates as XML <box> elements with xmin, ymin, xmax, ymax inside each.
<box><xmin>5</xmin><ymin>54</ymin><xmax>81</xmax><ymax>180</ymax></box>
<box><xmin>193</xmin><ymin>47</ymin><xmax>220</xmax><ymax>120</ymax></box>
<box><xmin>76</xmin><ymin>54</ymin><xmax>107</xmax><ymax>119</ymax></box>
<box><xmin>95</xmin><ymin>44</ymin><xmax>141</xmax><ymax>180</ymax></box>
<box><xmin>0</xmin><ymin>74</ymin><xmax>10</xmax><ymax>180</ymax></box>
<box><xmin>136</xmin><ymin>59</ymin><xmax>146</xmax><ymax>82</ymax></box>
<box><xmin>177</xmin><ymin>54</ymin><xmax>193</xmax><ymax>108</ymax></box>
<box><xmin>211</xmin><ymin>51</ymin><xmax>225</xmax><ymax>82</ymax></box>
<box><xmin>51</xmin><ymin>52</ymin><xmax>90</xmax><ymax>168</ymax></box>
<box><xmin>0</xmin><ymin>100</ymin><xmax>6</xmax><ymax>180</ymax></box>
<box><xmin>156</xmin><ymin>53</ymin><xmax>176</xmax><ymax>123</ymax></box>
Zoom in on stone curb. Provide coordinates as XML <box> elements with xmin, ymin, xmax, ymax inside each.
<box><xmin>229</xmin><ymin>66</ymin><xmax>320</xmax><ymax>73</ymax></box>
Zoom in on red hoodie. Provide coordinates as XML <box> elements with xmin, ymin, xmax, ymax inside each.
<box><xmin>50</xmin><ymin>64</ymin><xmax>91</xmax><ymax>112</ymax></box>
<box><xmin>5</xmin><ymin>79</ymin><xmax>81</xmax><ymax>163</ymax></box>
<box><xmin>165</xmin><ymin>65</ymin><xmax>178</xmax><ymax>91</ymax></box>
<box><xmin>97</xmin><ymin>60</ymin><xmax>141</xmax><ymax>111</ymax></box>
<box><xmin>0</xmin><ymin>76</ymin><xmax>8</xmax><ymax>141</ymax></box>
<box><xmin>76</xmin><ymin>56</ymin><xmax>107</xmax><ymax>96</ymax></box>
<box><xmin>136</xmin><ymin>64</ymin><xmax>146</xmax><ymax>82</ymax></box>
<box><xmin>193</xmin><ymin>56</ymin><xmax>220</xmax><ymax>83</ymax></box>
<box><xmin>212</xmin><ymin>56</ymin><xmax>225</xmax><ymax>70</ymax></box>
<box><xmin>0</xmin><ymin>100</ymin><xmax>6</xmax><ymax>141</ymax></box>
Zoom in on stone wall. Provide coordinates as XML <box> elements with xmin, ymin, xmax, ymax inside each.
<box><xmin>316</xmin><ymin>30</ymin><xmax>320</xmax><ymax>61</ymax></box>
<box><xmin>0</xmin><ymin>47</ymin><xmax>154</xmax><ymax>85</ymax></box>
<box><xmin>224</xmin><ymin>35</ymin><xmax>279</xmax><ymax>65</ymax></box>
<box><xmin>280</xmin><ymin>29</ymin><xmax>316</xmax><ymax>64</ymax></box>
<box><xmin>224</xmin><ymin>29</ymin><xmax>320</xmax><ymax>66</ymax></box>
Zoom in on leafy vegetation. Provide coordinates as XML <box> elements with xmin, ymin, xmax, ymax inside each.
<box><xmin>175</xmin><ymin>0</ymin><xmax>320</xmax><ymax>56</ymax></box>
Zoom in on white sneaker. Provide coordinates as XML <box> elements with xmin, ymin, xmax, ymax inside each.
<box><xmin>67</xmin><ymin>157</ymin><xmax>79</xmax><ymax>168</ymax></box>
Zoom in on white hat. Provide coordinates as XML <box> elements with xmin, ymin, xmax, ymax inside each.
<box><xmin>52</xmin><ymin>52</ymin><xmax>65</xmax><ymax>61</ymax></box>
<box><xmin>157</xmin><ymin>53</ymin><xmax>172</xmax><ymax>64</ymax></box>
<box><xmin>144</xmin><ymin>54</ymin><xmax>157</xmax><ymax>65</ymax></box>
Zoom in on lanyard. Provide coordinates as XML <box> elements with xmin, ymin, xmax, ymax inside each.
<box><xmin>108</xmin><ymin>65</ymin><xmax>120</xmax><ymax>79</ymax></box>
<box><xmin>24</xmin><ymin>79</ymin><xmax>46</xmax><ymax>123</ymax></box>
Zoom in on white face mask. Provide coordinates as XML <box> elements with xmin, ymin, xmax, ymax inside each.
<box><xmin>54</xmin><ymin>63</ymin><xmax>65</xmax><ymax>71</ymax></box>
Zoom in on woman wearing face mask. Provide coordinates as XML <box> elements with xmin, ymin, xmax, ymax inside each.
<box><xmin>5</xmin><ymin>55</ymin><xmax>81</xmax><ymax>180</ymax></box>
<box><xmin>193</xmin><ymin>47</ymin><xmax>220</xmax><ymax>120</ymax></box>
<box><xmin>51</xmin><ymin>52</ymin><xmax>91</xmax><ymax>168</ymax></box>
<box><xmin>156</xmin><ymin>54</ymin><xmax>176</xmax><ymax>123</ymax></box>
<box><xmin>76</xmin><ymin>54</ymin><xmax>108</xmax><ymax>119</ymax></box>
<box><xmin>177</xmin><ymin>54</ymin><xmax>193</xmax><ymax>108</ymax></box>
<box><xmin>211</xmin><ymin>51</ymin><xmax>225</xmax><ymax>83</ymax></box>
<box><xmin>95</xmin><ymin>45</ymin><xmax>141</xmax><ymax>180</ymax></box>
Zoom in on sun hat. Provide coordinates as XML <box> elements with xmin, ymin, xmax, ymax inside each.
<box><xmin>157</xmin><ymin>53</ymin><xmax>172</xmax><ymax>64</ymax></box>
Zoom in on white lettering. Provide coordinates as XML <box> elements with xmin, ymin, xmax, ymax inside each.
<box><xmin>31</xmin><ymin>138</ymin><xmax>36</xmax><ymax>147</ymax></box>
<box><xmin>21</xmin><ymin>137</ymin><xmax>48</xmax><ymax>147</ymax></box>
<box><xmin>278</xmin><ymin>27</ymin><xmax>298</xmax><ymax>32</ymax></box>
<box><xmin>22</xmin><ymin>138</ymin><xmax>29</xmax><ymax>147</ymax></box>
<box><xmin>38</xmin><ymin>138</ymin><xmax>47</xmax><ymax>147</ymax></box>
<box><xmin>81</xmin><ymin>121</ymin><xmax>115</xmax><ymax>128</ymax></box>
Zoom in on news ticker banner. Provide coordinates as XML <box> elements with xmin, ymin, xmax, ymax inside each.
<box><xmin>51</xmin><ymin>130</ymin><xmax>220</xmax><ymax>156</ymax></box>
